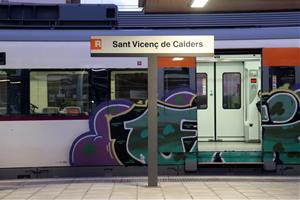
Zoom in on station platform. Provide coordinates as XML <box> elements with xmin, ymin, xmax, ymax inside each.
<box><xmin>0</xmin><ymin>176</ymin><xmax>299</xmax><ymax>200</ymax></box>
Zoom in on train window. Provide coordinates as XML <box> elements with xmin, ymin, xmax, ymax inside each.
<box><xmin>268</xmin><ymin>67</ymin><xmax>296</xmax><ymax>91</ymax></box>
<box><xmin>196</xmin><ymin>73</ymin><xmax>207</xmax><ymax>109</ymax></box>
<box><xmin>0</xmin><ymin>69</ymin><xmax>26</xmax><ymax>115</ymax></box>
<box><xmin>0</xmin><ymin>71</ymin><xmax>7</xmax><ymax>115</ymax></box>
<box><xmin>90</xmin><ymin>69</ymin><xmax>110</xmax><ymax>110</ymax></box>
<box><xmin>223</xmin><ymin>73</ymin><xmax>241</xmax><ymax>109</ymax></box>
<box><xmin>30</xmin><ymin>70</ymin><xmax>89</xmax><ymax>115</ymax></box>
<box><xmin>111</xmin><ymin>71</ymin><xmax>147</xmax><ymax>103</ymax></box>
<box><xmin>164</xmin><ymin>68</ymin><xmax>190</xmax><ymax>94</ymax></box>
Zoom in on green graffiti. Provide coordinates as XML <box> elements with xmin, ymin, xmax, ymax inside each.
<box><xmin>270</xmin><ymin>102</ymin><xmax>285</xmax><ymax>115</ymax></box>
<box><xmin>287</xmin><ymin>152</ymin><xmax>300</xmax><ymax>158</ymax></box>
<box><xmin>175</xmin><ymin>96</ymin><xmax>183</xmax><ymax>104</ymax></box>
<box><xmin>273</xmin><ymin>143</ymin><xmax>285</xmax><ymax>152</ymax></box>
<box><xmin>108</xmin><ymin>107</ymin><xmax>117</xmax><ymax>114</ymax></box>
<box><xmin>268</xmin><ymin>93</ymin><xmax>297</xmax><ymax>122</ymax></box>
<box><xmin>263</xmin><ymin>119</ymin><xmax>300</xmax><ymax>164</ymax></box>
<box><xmin>197</xmin><ymin>152</ymin><xmax>262</xmax><ymax>162</ymax></box>
<box><xmin>261</xmin><ymin>90</ymin><xmax>300</xmax><ymax>164</ymax></box>
<box><xmin>163</xmin><ymin>124</ymin><xmax>175</xmax><ymax>136</ymax></box>
<box><xmin>140</xmin><ymin>129</ymin><xmax>148</xmax><ymax>139</ymax></box>
<box><xmin>83</xmin><ymin>144</ymin><xmax>96</xmax><ymax>155</ymax></box>
<box><xmin>124</xmin><ymin>104</ymin><xmax>197</xmax><ymax>165</ymax></box>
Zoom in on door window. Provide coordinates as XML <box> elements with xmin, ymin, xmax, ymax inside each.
<box><xmin>223</xmin><ymin>73</ymin><xmax>241</xmax><ymax>109</ymax></box>
<box><xmin>196</xmin><ymin>73</ymin><xmax>207</xmax><ymax>109</ymax></box>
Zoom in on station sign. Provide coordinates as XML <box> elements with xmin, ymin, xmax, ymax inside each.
<box><xmin>90</xmin><ymin>36</ymin><xmax>214</xmax><ymax>54</ymax></box>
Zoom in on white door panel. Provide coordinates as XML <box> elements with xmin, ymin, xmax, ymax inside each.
<box><xmin>216</xmin><ymin>62</ymin><xmax>244</xmax><ymax>141</ymax></box>
<box><xmin>197</xmin><ymin>63</ymin><xmax>214</xmax><ymax>141</ymax></box>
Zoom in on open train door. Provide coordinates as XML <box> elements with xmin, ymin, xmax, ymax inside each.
<box><xmin>196</xmin><ymin>55</ymin><xmax>262</xmax><ymax>164</ymax></box>
<box><xmin>158</xmin><ymin>57</ymin><xmax>198</xmax><ymax>172</ymax></box>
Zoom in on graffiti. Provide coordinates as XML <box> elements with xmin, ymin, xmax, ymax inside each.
<box><xmin>70</xmin><ymin>89</ymin><xmax>197</xmax><ymax>166</ymax></box>
<box><xmin>211</xmin><ymin>152</ymin><xmax>224</xmax><ymax>162</ymax></box>
<box><xmin>69</xmin><ymin>100</ymin><xmax>133</xmax><ymax>166</ymax></box>
<box><xmin>261</xmin><ymin>89</ymin><xmax>300</xmax><ymax>164</ymax></box>
<box><xmin>197</xmin><ymin>152</ymin><xmax>262</xmax><ymax>163</ymax></box>
<box><xmin>69</xmin><ymin>87</ymin><xmax>300</xmax><ymax>166</ymax></box>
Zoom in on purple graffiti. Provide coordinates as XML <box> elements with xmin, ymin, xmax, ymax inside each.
<box><xmin>70</xmin><ymin>100</ymin><xmax>132</xmax><ymax>166</ymax></box>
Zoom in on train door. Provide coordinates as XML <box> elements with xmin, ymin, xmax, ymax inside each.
<box><xmin>216</xmin><ymin>62</ymin><xmax>244</xmax><ymax>140</ymax></box>
<box><xmin>197</xmin><ymin>61</ymin><xmax>244</xmax><ymax>141</ymax></box>
<box><xmin>197</xmin><ymin>55</ymin><xmax>262</xmax><ymax>160</ymax></box>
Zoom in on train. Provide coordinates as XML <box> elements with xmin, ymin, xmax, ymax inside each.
<box><xmin>0</xmin><ymin>5</ymin><xmax>299</xmax><ymax>178</ymax></box>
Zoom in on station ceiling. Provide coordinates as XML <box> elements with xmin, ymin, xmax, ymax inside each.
<box><xmin>139</xmin><ymin>0</ymin><xmax>300</xmax><ymax>13</ymax></box>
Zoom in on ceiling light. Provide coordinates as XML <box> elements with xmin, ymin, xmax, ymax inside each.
<box><xmin>191</xmin><ymin>0</ymin><xmax>208</xmax><ymax>8</ymax></box>
<box><xmin>172</xmin><ymin>57</ymin><xmax>184</xmax><ymax>61</ymax></box>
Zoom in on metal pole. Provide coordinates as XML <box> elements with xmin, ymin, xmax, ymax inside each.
<box><xmin>148</xmin><ymin>55</ymin><xmax>158</xmax><ymax>187</ymax></box>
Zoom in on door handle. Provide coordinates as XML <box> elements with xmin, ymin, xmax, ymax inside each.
<box><xmin>209</xmin><ymin>90</ymin><xmax>213</xmax><ymax>96</ymax></box>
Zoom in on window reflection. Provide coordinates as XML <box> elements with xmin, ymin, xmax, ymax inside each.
<box><xmin>268</xmin><ymin>67</ymin><xmax>296</xmax><ymax>91</ymax></box>
<box><xmin>164</xmin><ymin>68</ymin><xmax>190</xmax><ymax>94</ymax></box>
<box><xmin>111</xmin><ymin>71</ymin><xmax>147</xmax><ymax>103</ymax></box>
<box><xmin>30</xmin><ymin>71</ymin><xmax>89</xmax><ymax>115</ymax></box>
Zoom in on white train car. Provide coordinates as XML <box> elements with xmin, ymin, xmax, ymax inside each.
<box><xmin>0</xmin><ymin>5</ymin><xmax>299</xmax><ymax>178</ymax></box>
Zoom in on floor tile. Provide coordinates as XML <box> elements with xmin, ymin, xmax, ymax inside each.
<box><xmin>0</xmin><ymin>176</ymin><xmax>298</xmax><ymax>200</ymax></box>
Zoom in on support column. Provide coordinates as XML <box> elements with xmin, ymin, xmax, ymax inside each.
<box><xmin>148</xmin><ymin>55</ymin><xmax>158</xmax><ymax>187</ymax></box>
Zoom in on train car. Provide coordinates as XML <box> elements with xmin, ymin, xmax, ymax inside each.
<box><xmin>0</xmin><ymin>4</ymin><xmax>299</xmax><ymax>178</ymax></box>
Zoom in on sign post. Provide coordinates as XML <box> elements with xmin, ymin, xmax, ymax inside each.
<box><xmin>90</xmin><ymin>35</ymin><xmax>214</xmax><ymax>187</ymax></box>
<box><xmin>148</xmin><ymin>55</ymin><xmax>158</xmax><ymax>186</ymax></box>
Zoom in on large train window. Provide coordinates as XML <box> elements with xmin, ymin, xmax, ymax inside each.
<box><xmin>164</xmin><ymin>68</ymin><xmax>190</xmax><ymax>94</ymax></box>
<box><xmin>268</xmin><ymin>67</ymin><xmax>296</xmax><ymax>91</ymax></box>
<box><xmin>30</xmin><ymin>70</ymin><xmax>89</xmax><ymax>115</ymax></box>
<box><xmin>111</xmin><ymin>71</ymin><xmax>147</xmax><ymax>103</ymax></box>
<box><xmin>223</xmin><ymin>73</ymin><xmax>241</xmax><ymax>109</ymax></box>
<box><xmin>0</xmin><ymin>71</ymin><xmax>7</xmax><ymax>115</ymax></box>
